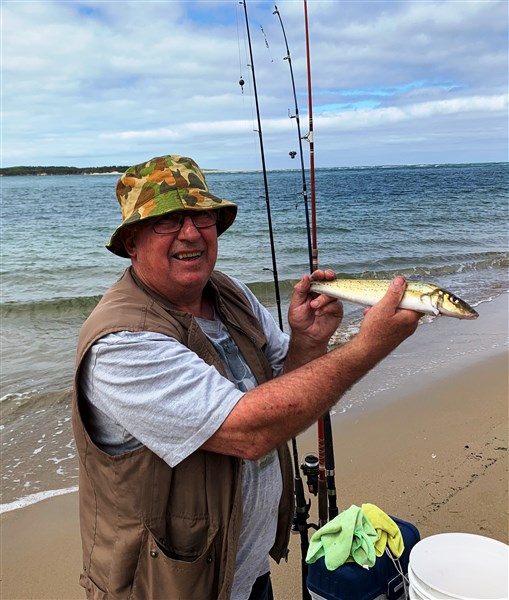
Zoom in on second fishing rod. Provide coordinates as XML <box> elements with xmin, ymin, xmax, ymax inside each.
<box><xmin>241</xmin><ymin>2</ymin><xmax>338</xmax><ymax>599</ymax></box>
<box><xmin>240</xmin><ymin>2</ymin><xmax>313</xmax><ymax>599</ymax></box>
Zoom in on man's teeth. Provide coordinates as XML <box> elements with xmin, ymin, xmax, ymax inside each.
<box><xmin>175</xmin><ymin>252</ymin><xmax>201</xmax><ymax>260</ymax></box>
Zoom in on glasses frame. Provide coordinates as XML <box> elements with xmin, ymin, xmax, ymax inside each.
<box><xmin>151</xmin><ymin>210</ymin><xmax>219</xmax><ymax>235</ymax></box>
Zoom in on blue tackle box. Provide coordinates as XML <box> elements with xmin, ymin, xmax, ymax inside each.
<box><xmin>306</xmin><ymin>516</ymin><xmax>420</xmax><ymax>600</ymax></box>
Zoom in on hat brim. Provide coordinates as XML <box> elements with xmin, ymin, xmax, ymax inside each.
<box><xmin>106</xmin><ymin>188</ymin><xmax>237</xmax><ymax>258</ymax></box>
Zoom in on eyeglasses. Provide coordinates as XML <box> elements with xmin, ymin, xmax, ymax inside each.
<box><xmin>152</xmin><ymin>210</ymin><xmax>218</xmax><ymax>235</ymax></box>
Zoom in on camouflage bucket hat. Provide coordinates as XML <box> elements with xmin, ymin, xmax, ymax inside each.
<box><xmin>107</xmin><ymin>154</ymin><xmax>237</xmax><ymax>257</ymax></box>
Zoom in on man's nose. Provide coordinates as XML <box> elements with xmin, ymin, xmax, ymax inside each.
<box><xmin>177</xmin><ymin>215</ymin><xmax>201</xmax><ymax>238</ymax></box>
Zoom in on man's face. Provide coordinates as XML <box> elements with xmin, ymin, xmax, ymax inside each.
<box><xmin>123</xmin><ymin>211</ymin><xmax>219</xmax><ymax>305</ymax></box>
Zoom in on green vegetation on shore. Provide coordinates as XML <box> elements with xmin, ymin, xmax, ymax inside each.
<box><xmin>0</xmin><ymin>166</ymin><xmax>129</xmax><ymax>176</ymax></box>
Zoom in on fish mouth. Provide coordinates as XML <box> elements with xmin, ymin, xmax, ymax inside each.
<box><xmin>443</xmin><ymin>307</ymin><xmax>479</xmax><ymax>320</ymax></box>
<box><xmin>173</xmin><ymin>251</ymin><xmax>203</xmax><ymax>261</ymax></box>
<box><xmin>465</xmin><ymin>310</ymin><xmax>479</xmax><ymax>320</ymax></box>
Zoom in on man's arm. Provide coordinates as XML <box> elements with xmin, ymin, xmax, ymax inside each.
<box><xmin>202</xmin><ymin>275</ymin><xmax>421</xmax><ymax>460</ymax></box>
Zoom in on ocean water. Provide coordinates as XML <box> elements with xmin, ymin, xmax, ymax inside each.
<box><xmin>1</xmin><ymin>162</ymin><xmax>508</xmax><ymax>510</ymax></box>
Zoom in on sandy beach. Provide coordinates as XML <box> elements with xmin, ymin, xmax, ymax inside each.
<box><xmin>1</xmin><ymin>295</ymin><xmax>507</xmax><ymax>599</ymax></box>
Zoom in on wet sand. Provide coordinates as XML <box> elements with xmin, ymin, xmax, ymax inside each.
<box><xmin>272</xmin><ymin>351</ymin><xmax>508</xmax><ymax>599</ymax></box>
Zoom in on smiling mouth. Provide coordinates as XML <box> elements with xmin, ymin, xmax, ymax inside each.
<box><xmin>174</xmin><ymin>251</ymin><xmax>203</xmax><ymax>261</ymax></box>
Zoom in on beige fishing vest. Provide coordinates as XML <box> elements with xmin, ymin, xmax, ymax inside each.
<box><xmin>72</xmin><ymin>268</ymin><xmax>293</xmax><ymax>600</ymax></box>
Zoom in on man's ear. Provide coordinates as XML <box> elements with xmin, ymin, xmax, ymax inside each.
<box><xmin>121</xmin><ymin>226</ymin><xmax>137</xmax><ymax>257</ymax></box>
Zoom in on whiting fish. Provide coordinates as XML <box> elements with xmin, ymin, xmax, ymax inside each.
<box><xmin>309</xmin><ymin>279</ymin><xmax>479</xmax><ymax>320</ymax></box>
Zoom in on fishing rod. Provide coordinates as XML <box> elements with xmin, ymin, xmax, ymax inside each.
<box><xmin>302</xmin><ymin>0</ymin><xmax>338</xmax><ymax>526</ymax></box>
<box><xmin>240</xmin><ymin>5</ymin><xmax>314</xmax><ymax>599</ymax></box>
<box><xmin>271</xmin><ymin>7</ymin><xmax>318</xmax><ymax>599</ymax></box>
<box><xmin>270</xmin><ymin>8</ymin><xmax>338</xmax><ymax>599</ymax></box>
<box><xmin>303</xmin><ymin>0</ymin><xmax>318</xmax><ymax>274</ymax></box>
<box><xmin>240</xmin><ymin>0</ymin><xmax>283</xmax><ymax>331</ymax></box>
<box><xmin>272</xmin><ymin>4</ymin><xmax>313</xmax><ymax>274</ymax></box>
<box><xmin>275</xmin><ymin>0</ymin><xmax>339</xmax><ymax>528</ymax></box>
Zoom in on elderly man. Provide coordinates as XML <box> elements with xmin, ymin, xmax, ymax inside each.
<box><xmin>73</xmin><ymin>154</ymin><xmax>420</xmax><ymax>600</ymax></box>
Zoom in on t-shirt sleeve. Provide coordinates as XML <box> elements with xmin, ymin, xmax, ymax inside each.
<box><xmin>81</xmin><ymin>331</ymin><xmax>244</xmax><ymax>467</ymax></box>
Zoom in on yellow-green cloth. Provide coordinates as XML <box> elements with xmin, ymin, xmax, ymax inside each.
<box><xmin>361</xmin><ymin>503</ymin><xmax>405</xmax><ymax>558</ymax></box>
<box><xmin>305</xmin><ymin>504</ymin><xmax>377</xmax><ymax>570</ymax></box>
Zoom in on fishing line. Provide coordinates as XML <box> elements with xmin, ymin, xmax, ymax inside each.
<box><xmin>235</xmin><ymin>2</ymin><xmax>274</xmax><ymax>246</ymax></box>
<box><xmin>236</xmin><ymin>2</ymin><xmax>256</xmax><ymax>126</ymax></box>
<box><xmin>259</xmin><ymin>24</ymin><xmax>274</xmax><ymax>62</ymax></box>
<box><xmin>236</xmin><ymin>4</ymin><xmax>245</xmax><ymax>93</ymax></box>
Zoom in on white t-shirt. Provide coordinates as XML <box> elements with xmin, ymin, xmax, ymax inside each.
<box><xmin>80</xmin><ymin>278</ymin><xmax>290</xmax><ymax>600</ymax></box>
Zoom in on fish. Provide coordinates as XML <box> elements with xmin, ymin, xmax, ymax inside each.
<box><xmin>309</xmin><ymin>279</ymin><xmax>479</xmax><ymax>320</ymax></box>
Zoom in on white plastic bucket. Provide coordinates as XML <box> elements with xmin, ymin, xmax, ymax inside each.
<box><xmin>409</xmin><ymin>579</ymin><xmax>426</xmax><ymax>599</ymax></box>
<box><xmin>408</xmin><ymin>533</ymin><xmax>509</xmax><ymax>600</ymax></box>
<box><xmin>409</xmin><ymin>563</ymin><xmax>452</xmax><ymax>599</ymax></box>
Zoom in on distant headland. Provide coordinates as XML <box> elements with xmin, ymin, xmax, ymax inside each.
<box><xmin>0</xmin><ymin>165</ymin><xmax>228</xmax><ymax>176</ymax></box>
<box><xmin>0</xmin><ymin>166</ymin><xmax>129</xmax><ymax>176</ymax></box>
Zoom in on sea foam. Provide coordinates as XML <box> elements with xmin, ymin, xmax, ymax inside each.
<box><xmin>0</xmin><ymin>485</ymin><xmax>78</xmax><ymax>514</ymax></box>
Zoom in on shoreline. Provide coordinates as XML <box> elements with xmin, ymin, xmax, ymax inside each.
<box><xmin>1</xmin><ymin>296</ymin><xmax>507</xmax><ymax>599</ymax></box>
<box><xmin>1</xmin><ymin>295</ymin><xmax>506</xmax><ymax>513</ymax></box>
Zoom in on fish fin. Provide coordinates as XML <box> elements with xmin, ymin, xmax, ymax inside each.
<box><xmin>422</xmin><ymin>292</ymin><xmax>440</xmax><ymax>316</ymax></box>
<box><xmin>428</xmin><ymin>291</ymin><xmax>441</xmax><ymax>316</ymax></box>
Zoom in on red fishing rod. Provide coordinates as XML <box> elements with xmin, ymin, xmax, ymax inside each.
<box><xmin>303</xmin><ymin>0</ymin><xmax>338</xmax><ymax>527</ymax></box>
<box><xmin>303</xmin><ymin>0</ymin><xmax>318</xmax><ymax>274</ymax></box>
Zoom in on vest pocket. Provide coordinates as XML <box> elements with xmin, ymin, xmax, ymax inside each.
<box><xmin>79</xmin><ymin>573</ymin><xmax>108</xmax><ymax>599</ymax></box>
<box><xmin>129</xmin><ymin>523</ymin><xmax>220</xmax><ymax>600</ymax></box>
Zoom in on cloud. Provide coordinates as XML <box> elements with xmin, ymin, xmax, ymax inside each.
<box><xmin>1</xmin><ymin>0</ymin><xmax>507</xmax><ymax>168</ymax></box>
<box><xmin>318</xmin><ymin>94</ymin><xmax>507</xmax><ymax>128</ymax></box>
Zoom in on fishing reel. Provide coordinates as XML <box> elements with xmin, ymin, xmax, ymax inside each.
<box><xmin>301</xmin><ymin>453</ymin><xmax>319</xmax><ymax>496</ymax></box>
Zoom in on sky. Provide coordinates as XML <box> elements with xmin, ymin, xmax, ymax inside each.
<box><xmin>1</xmin><ymin>0</ymin><xmax>508</xmax><ymax>170</ymax></box>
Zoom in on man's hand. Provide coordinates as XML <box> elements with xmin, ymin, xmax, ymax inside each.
<box><xmin>356</xmin><ymin>275</ymin><xmax>422</xmax><ymax>359</ymax></box>
<box><xmin>285</xmin><ymin>269</ymin><xmax>343</xmax><ymax>370</ymax></box>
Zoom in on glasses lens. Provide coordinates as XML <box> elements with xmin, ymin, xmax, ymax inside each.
<box><xmin>152</xmin><ymin>211</ymin><xmax>218</xmax><ymax>234</ymax></box>
<box><xmin>192</xmin><ymin>211</ymin><xmax>218</xmax><ymax>228</ymax></box>
<box><xmin>153</xmin><ymin>213</ymin><xmax>182</xmax><ymax>234</ymax></box>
